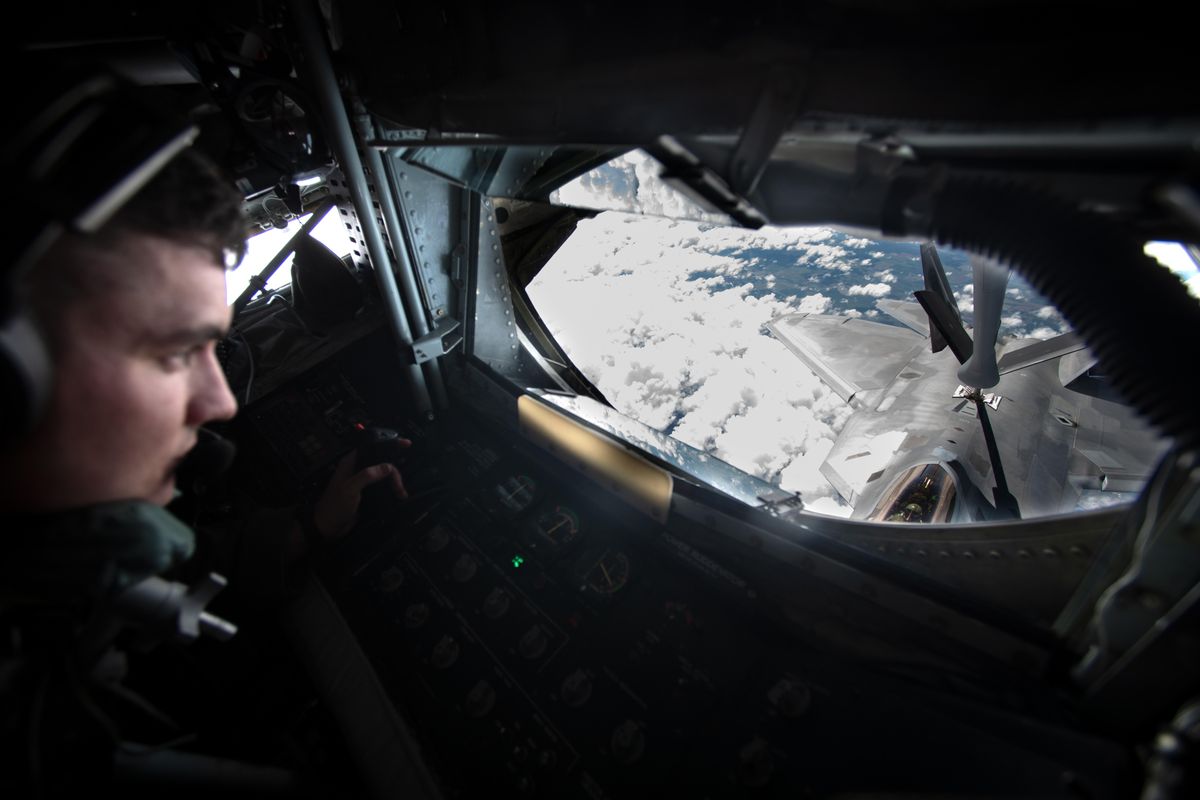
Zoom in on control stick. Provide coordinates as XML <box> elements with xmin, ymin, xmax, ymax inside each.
<box><xmin>355</xmin><ymin>426</ymin><xmax>410</xmax><ymax>524</ymax></box>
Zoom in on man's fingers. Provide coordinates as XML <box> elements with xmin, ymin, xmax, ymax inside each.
<box><xmin>351</xmin><ymin>463</ymin><xmax>395</xmax><ymax>493</ymax></box>
<box><xmin>332</xmin><ymin>450</ymin><xmax>357</xmax><ymax>480</ymax></box>
<box><xmin>351</xmin><ymin>464</ymin><xmax>405</xmax><ymax>497</ymax></box>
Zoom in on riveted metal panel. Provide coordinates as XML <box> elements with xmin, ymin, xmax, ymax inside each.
<box><xmin>386</xmin><ymin>152</ymin><xmax>467</xmax><ymax>324</ymax></box>
<box><xmin>465</xmin><ymin>195</ymin><xmax>523</xmax><ymax>375</ymax></box>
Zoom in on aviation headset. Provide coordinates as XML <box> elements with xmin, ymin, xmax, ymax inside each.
<box><xmin>0</xmin><ymin>67</ymin><xmax>200</xmax><ymax>447</ymax></box>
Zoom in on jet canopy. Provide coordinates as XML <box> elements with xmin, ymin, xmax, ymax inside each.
<box><xmin>868</xmin><ymin>463</ymin><xmax>958</xmax><ymax>524</ymax></box>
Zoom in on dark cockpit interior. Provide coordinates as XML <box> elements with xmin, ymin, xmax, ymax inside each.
<box><xmin>6</xmin><ymin>2</ymin><xmax>1200</xmax><ymax>798</ymax></box>
<box><xmin>868</xmin><ymin>463</ymin><xmax>958</xmax><ymax>524</ymax></box>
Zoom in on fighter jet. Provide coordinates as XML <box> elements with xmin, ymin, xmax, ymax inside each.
<box><xmin>767</xmin><ymin>244</ymin><xmax>1169</xmax><ymax>523</ymax></box>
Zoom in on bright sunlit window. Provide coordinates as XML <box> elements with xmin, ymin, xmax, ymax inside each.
<box><xmin>226</xmin><ymin>209</ymin><xmax>355</xmax><ymax>306</ymax></box>
<box><xmin>1145</xmin><ymin>240</ymin><xmax>1200</xmax><ymax>298</ymax></box>
<box><xmin>529</xmin><ymin>152</ymin><xmax>1170</xmax><ymax>522</ymax></box>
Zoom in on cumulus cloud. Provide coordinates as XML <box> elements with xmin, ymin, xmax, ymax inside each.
<box><xmin>550</xmin><ymin>149</ymin><xmax>730</xmax><ymax>224</ymax></box>
<box><xmin>874</xmin><ymin>270</ymin><xmax>896</xmax><ymax>284</ymax></box>
<box><xmin>847</xmin><ymin>283</ymin><xmax>892</xmax><ymax>298</ymax></box>
<box><xmin>528</xmin><ymin>212</ymin><xmax>854</xmax><ymax>512</ymax></box>
<box><xmin>795</xmin><ymin>293</ymin><xmax>833</xmax><ymax>314</ymax></box>
<box><xmin>1036</xmin><ymin>305</ymin><xmax>1059</xmax><ymax>319</ymax></box>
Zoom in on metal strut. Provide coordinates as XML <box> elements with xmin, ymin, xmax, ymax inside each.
<box><xmin>362</xmin><ymin>145</ymin><xmax>450</xmax><ymax>410</ymax></box>
<box><xmin>290</xmin><ymin>0</ymin><xmax>433</xmax><ymax>419</ymax></box>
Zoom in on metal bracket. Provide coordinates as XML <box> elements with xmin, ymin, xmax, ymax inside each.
<box><xmin>755</xmin><ymin>487</ymin><xmax>806</xmax><ymax>522</ymax></box>
<box><xmin>953</xmin><ymin>385</ymin><xmax>1001</xmax><ymax>409</ymax></box>
<box><xmin>857</xmin><ymin>135</ymin><xmax>918</xmax><ymax>178</ymax></box>
<box><xmin>651</xmin><ymin>136</ymin><xmax>768</xmax><ymax>229</ymax></box>
<box><xmin>729</xmin><ymin>67</ymin><xmax>806</xmax><ymax>196</ymax></box>
<box><xmin>450</xmin><ymin>242</ymin><xmax>467</xmax><ymax>289</ymax></box>
<box><xmin>412</xmin><ymin>316</ymin><xmax>463</xmax><ymax>364</ymax></box>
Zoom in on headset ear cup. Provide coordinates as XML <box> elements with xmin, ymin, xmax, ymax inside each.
<box><xmin>0</xmin><ymin>313</ymin><xmax>53</xmax><ymax>447</ymax></box>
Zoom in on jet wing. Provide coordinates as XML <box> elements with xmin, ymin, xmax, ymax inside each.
<box><xmin>997</xmin><ymin>331</ymin><xmax>1087</xmax><ymax>374</ymax></box>
<box><xmin>876</xmin><ymin>299</ymin><xmax>933</xmax><ymax>337</ymax></box>
<box><xmin>819</xmin><ymin>413</ymin><xmax>913</xmax><ymax>508</ymax></box>
<box><xmin>767</xmin><ymin>313</ymin><xmax>926</xmax><ymax>407</ymax></box>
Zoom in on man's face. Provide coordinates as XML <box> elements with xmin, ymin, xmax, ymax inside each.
<box><xmin>3</xmin><ymin>234</ymin><xmax>238</xmax><ymax>511</ymax></box>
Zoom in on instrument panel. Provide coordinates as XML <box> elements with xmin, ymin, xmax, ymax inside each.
<box><xmin>238</xmin><ymin>336</ymin><xmax>1133</xmax><ymax>798</ymax></box>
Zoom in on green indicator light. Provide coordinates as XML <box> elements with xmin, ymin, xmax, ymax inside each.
<box><xmin>512</xmin><ymin>555</ymin><xmax>525</xmax><ymax>568</ymax></box>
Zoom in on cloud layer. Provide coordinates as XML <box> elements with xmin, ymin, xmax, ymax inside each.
<box><xmin>529</xmin><ymin>152</ymin><xmax>1075</xmax><ymax>518</ymax></box>
<box><xmin>528</xmin><ymin>213</ymin><xmax>860</xmax><ymax>513</ymax></box>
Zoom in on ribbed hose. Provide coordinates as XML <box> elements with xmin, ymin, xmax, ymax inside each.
<box><xmin>926</xmin><ymin>178</ymin><xmax>1200</xmax><ymax>448</ymax></box>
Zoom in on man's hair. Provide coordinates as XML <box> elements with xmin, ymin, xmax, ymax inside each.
<box><xmin>26</xmin><ymin>146</ymin><xmax>247</xmax><ymax>348</ymax></box>
<box><xmin>105</xmin><ymin>146</ymin><xmax>249</xmax><ymax>268</ymax></box>
<box><xmin>50</xmin><ymin>146</ymin><xmax>249</xmax><ymax>270</ymax></box>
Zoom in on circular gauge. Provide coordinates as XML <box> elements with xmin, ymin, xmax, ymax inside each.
<box><xmin>494</xmin><ymin>474</ymin><xmax>538</xmax><ymax>514</ymax></box>
<box><xmin>424</xmin><ymin>525</ymin><xmax>451</xmax><ymax>553</ymax></box>
<box><xmin>578</xmin><ymin>549</ymin><xmax>630</xmax><ymax>597</ymax></box>
<box><xmin>377</xmin><ymin>565</ymin><xmax>405</xmax><ymax>593</ymax></box>
<box><xmin>536</xmin><ymin>505</ymin><xmax>581</xmax><ymax>548</ymax></box>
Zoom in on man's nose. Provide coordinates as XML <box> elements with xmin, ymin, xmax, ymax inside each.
<box><xmin>187</xmin><ymin>347</ymin><xmax>239</xmax><ymax>424</ymax></box>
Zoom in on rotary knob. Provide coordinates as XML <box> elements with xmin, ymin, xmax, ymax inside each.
<box><xmin>519</xmin><ymin>625</ymin><xmax>549</xmax><ymax>660</ymax></box>
<box><xmin>431</xmin><ymin>634</ymin><xmax>460</xmax><ymax>669</ymax></box>
<box><xmin>483</xmin><ymin>587</ymin><xmax>511</xmax><ymax>619</ymax></box>
<box><xmin>424</xmin><ymin>525</ymin><xmax>451</xmax><ymax>553</ymax></box>
<box><xmin>453</xmin><ymin>553</ymin><xmax>478</xmax><ymax>583</ymax></box>
<box><xmin>560</xmin><ymin>669</ymin><xmax>593</xmax><ymax>708</ymax></box>
<box><xmin>736</xmin><ymin>738</ymin><xmax>773</xmax><ymax>788</ymax></box>
<box><xmin>767</xmin><ymin>678</ymin><xmax>812</xmax><ymax>718</ymax></box>
<box><xmin>403</xmin><ymin>602</ymin><xmax>430</xmax><ymax>630</ymax></box>
<box><xmin>464</xmin><ymin>680</ymin><xmax>496</xmax><ymax>718</ymax></box>
<box><xmin>378</xmin><ymin>565</ymin><xmax>404</xmax><ymax>593</ymax></box>
<box><xmin>610</xmin><ymin>719</ymin><xmax>645</xmax><ymax>766</ymax></box>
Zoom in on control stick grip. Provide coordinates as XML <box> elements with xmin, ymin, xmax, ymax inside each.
<box><xmin>354</xmin><ymin>426</ymin><xmax>408</xmax><ymax>524</ymax></box>
<box><xmin>355</xmin><ymin>426</ymin><xmax>405</xmax><ymax>471</ymax></box>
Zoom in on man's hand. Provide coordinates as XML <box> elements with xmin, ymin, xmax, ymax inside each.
<box><xmin>310</xmin><ymin>444</ymin><xmax>410</xmax><ymax>541</ymax></box>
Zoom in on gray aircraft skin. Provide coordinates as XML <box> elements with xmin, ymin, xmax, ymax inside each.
<box><xmin>768</xmin><ymin>244</ymin><xmax>1170</xmax><ymax>524</ymax></box>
